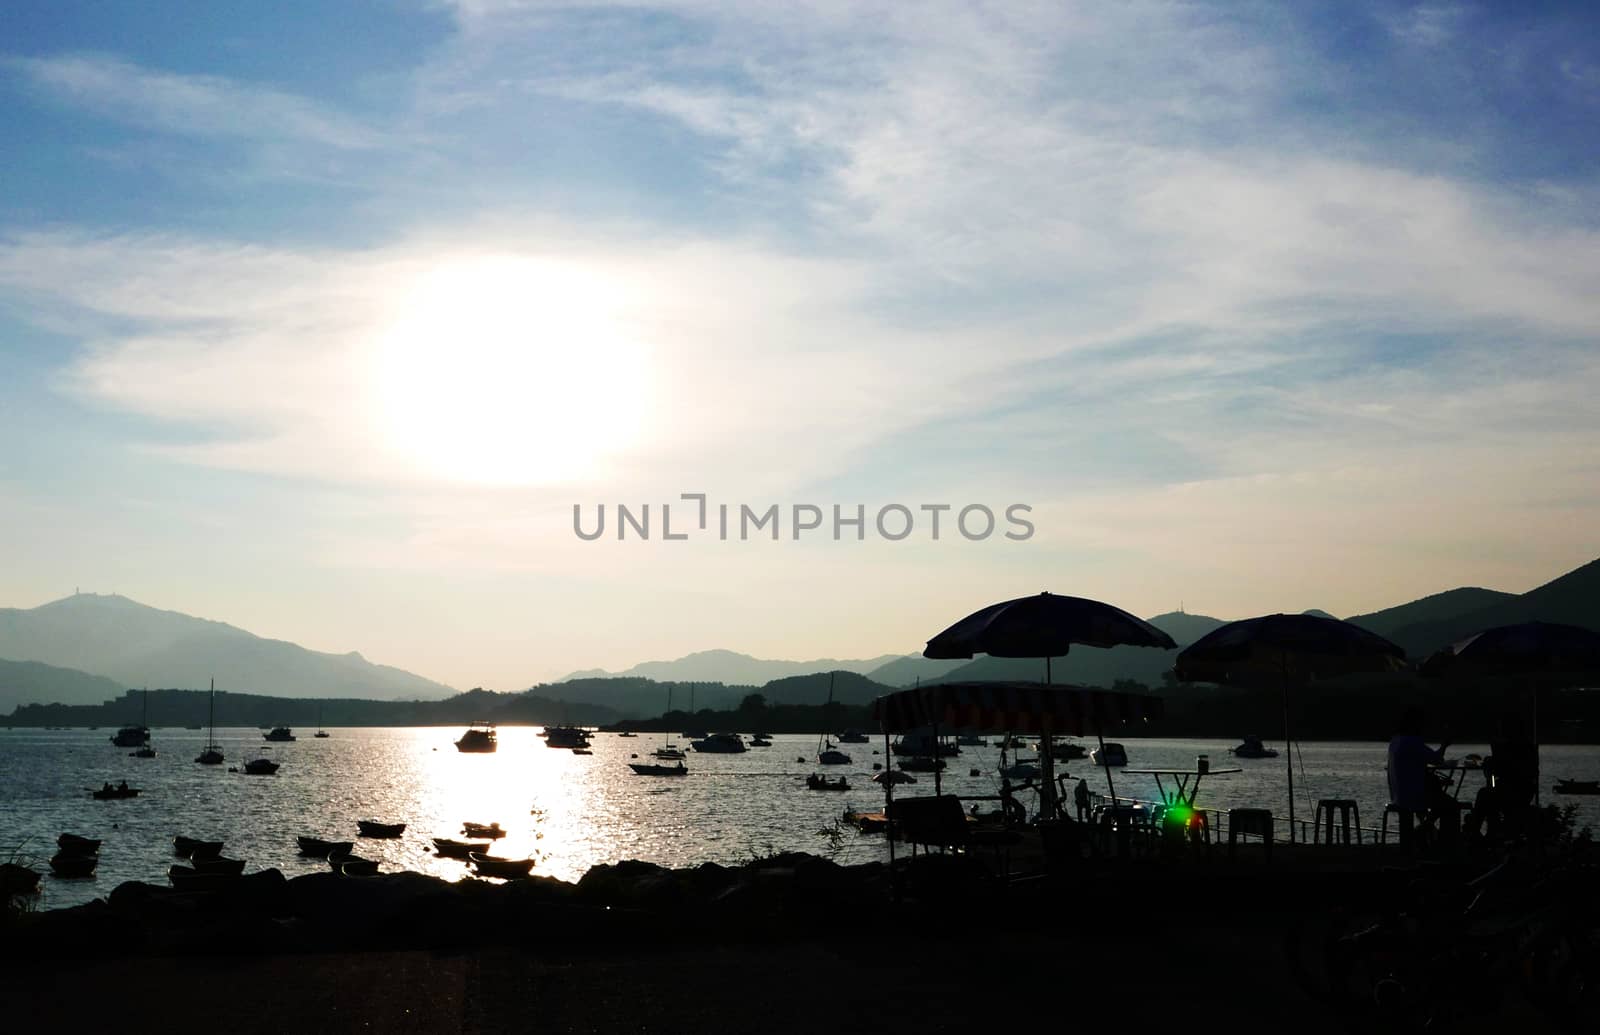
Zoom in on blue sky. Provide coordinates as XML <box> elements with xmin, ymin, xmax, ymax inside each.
<box><xmin>2</xmin><ymin>1</ymin><xmax>1598</xmax><ymax>687</ymax></box>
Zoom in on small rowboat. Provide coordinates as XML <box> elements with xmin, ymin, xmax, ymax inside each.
<box><xmin>806</xmin><ymin>774</ymin><xmax>850</xmax><ymax>791</ymax></box>
<box><xmin>173</xmin><ymin>836</ymin><xmax>224</xmax><ymax>860</ymax></box>
<box><xmin>57</xmin><ymin>833</ymin><xmax>101</xmax><ymax>854</ymax></box>
<box><xmin>49</xmin><ymin>853</ymin><xmax>98</xmax><ymax>878</ymax></box>
<box><xmin>461</xmin><ymin>822</ymin><xmax>506</xmax><ymax>839</ymax></box>
<box><xmin>1554</xmin><ymin>778</ymin><xmax>1600</xmax><ymax>795</ymax></box>
<box><xmin>327</xmin><ymin>852</ymin><xmax>379</xmax><ymax>876</ymax></box>
<box><xmin>433</xmin><ymin>838</ymin><xmax>490</xmax><ymax>859</ymax></box>
<box><xmin>89</xmin><ymin>785</ymin><xmax>140</xmax><ymax>800</ymax></box>
<box><xmin>191</xmin><ymin>856</ymin><xmax>246</xmax><ymax>876</ymax></box>
<box><xmin>468</xmin><ymin>852</ymin><xmax>535</xmax><ymax>879</ymax></box>
<box><xmin>168</xmin><ymin>864</ymin><xmax>242</xmax><ymax>890</ymax></box>
<box><xmin>297</xmin><ymin>836</ymin><xmax>355</xmax><ymax>857</ymax></box>
<box><xmin>1</xmin><ymin>862</ymin><xmax>42</xmax><ymax>895</ymax></box>
<box><xmin>357</xmin><ymin>820</ymin><xmax>406</xmax><ymax>839</ymax></box>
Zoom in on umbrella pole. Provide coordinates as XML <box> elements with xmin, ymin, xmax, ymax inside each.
<box><xmin>933</xmin><ymin>719</ymin><xmax>942</xmax><ymax>797</ymax></box>
<box><xmin>1282</xmin><ymin>652</ymin><xmax>1295</xmax><ymax>845</ymax></box>
<box><xmin>1040</xmin><ymin>656</ymin><xmax>1055</xmax><ymax>818</ymax></box>
<box><xmin>1095</xmin><ymin>720</ymin><xmax>1117</xmax><ymax>803</ymax></box>
<box><xmin>885</xmin><ymin>729</ymin><xmax>895</xmax><ymax>867</ymax></box>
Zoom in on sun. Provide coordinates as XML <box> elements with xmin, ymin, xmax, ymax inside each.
<box><xmin>370</xmin><ymin>256</ymin><xmax>650</xmax><ymax>485</ymax></box>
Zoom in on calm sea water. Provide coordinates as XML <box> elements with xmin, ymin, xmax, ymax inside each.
<box><xmin>5</xmin><ymin>727</ymin><xmax>1598</xmax><ymax>911</ymax></box>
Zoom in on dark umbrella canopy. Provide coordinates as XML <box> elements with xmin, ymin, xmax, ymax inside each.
<box><xmin>924</xmin><ymin>592</ymin><xmax>1177</xmax><ymax>660</ymax></box>
<box><xmin>1174</xmin><ymin>613</ymin><xmax>1408</xmax><ymax>685</ymax></box>
<box><xmin>1420</xmin><ymin>621</ymin><xmax>1600</xmax><ymax>683</ymax></box>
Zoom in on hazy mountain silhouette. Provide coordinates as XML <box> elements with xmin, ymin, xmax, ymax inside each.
<box><xmin>0</xmin><ymin>593</ymin><xmax>454</xmax><ymax>700</ymax></box>
<box><xmin>862</xmin><ymin>654</ymin><xmax>969</xmax><ymax>687</ymax></box>
<box><xmin>0</xmin><ymin>657</ymin><xmax>125</xmax><ymax>714</ymax></box>
<box><xmin>1347</xmin><ymin>557</ymin><xmax>1600</xmax><ymax>657</ymax></box>
<box><xmin>560</xmin><ymin>648</ymin><xmax>906</xmax><ymax>686</ymax></box>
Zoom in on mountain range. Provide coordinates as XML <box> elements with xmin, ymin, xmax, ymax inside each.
<box><xmin>0</xmin><ymin>593</ymin><xmax>455</xmax><ymax>705</ymax></box>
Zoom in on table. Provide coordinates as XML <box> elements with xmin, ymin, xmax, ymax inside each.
<box><xmin>1122</xmin><ymin>767</ymin><xmax>1243</xmax><ymax>808</ymax></box>
<box><xmin>1429</xmin><ymin>762</ymin><xmax>1486</xmax><ymax>801</ymax></box>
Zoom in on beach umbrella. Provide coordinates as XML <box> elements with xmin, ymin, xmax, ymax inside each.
<box><xmin>1174</xmin><ymin>613</ymin><xmax>1408</xmax><ymax>842</ymax></box>
<box><xmin>922</xmin><ymin>593</ymin><xmax>1176</xmax><ymax>814</ymax></box>
<box><xmin>1421</xmin><ymin>621</ymin><xmax>1600</xmax><ymax>806</ymax></box>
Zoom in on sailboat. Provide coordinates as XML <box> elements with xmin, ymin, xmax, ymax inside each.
<box><xmin>130</xmin><ymin>688</ymin><xmax>157</xmax><ymax>758</ymax></box>
<box><xmin>650</xmin><ymin>686</ymin><xmax>686</xmax><ymax>762</ymax></box>
<box><xmin>195</xmin><ymin>679</ymin><xmax>224</xmax><ymax>765</ymax></box>
<box><xmin>816</xmin><ymin>673</ymin><xmax>851</xmax><ymax>765</ymax></box>
<box><xmin>314</xmin><ymin>704</ymin><xmax>329</xmax><ymax>738</ymax></box>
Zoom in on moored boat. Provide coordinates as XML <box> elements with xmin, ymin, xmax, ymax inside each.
<box><xmin>898</xmin><ymin>756</ymin><xmax>946</xmax><ymax>772</ymax></box>
<box><xmin>327</xmin><ymin>851</ymin><xmax>379</xmax><ymax>876</ymax></box>
<box><xmin>455</xmin><ymin>722</ymin><xmax>498</xmax><ymax>753</ymax></box>
<box><xmin>357</xmin><ymin>820</ymin><xmax>406</xmax><ymax>839</ymax></box>
<box><xmin>806</xmin><ymin>773</ymin><xmax>850</xmax><ymax>791</ymax></box>
<box><xmin>57</xmin><ymin>833</ymin><xmax>101</xmax><ymax>855</ymax></box>
<box><xmin>1091</xmin><ymin>742</ymin><xmax>1129</xmax><ymax>767</ymax></box>
<box><xmin>49</xmin><ymin>853</ymin><xmax>98</xmax><ymax>878</ymax></box>
<box><xmin>837</xmin><ymin>729</ymin><xmax>870</xmax><ymax>744</ymax></box>
<box><xmin>242</xmin><ymin>755</ymin><xmax>280</xmax><ymax>775</ymax></box>
<box><xmin>296</xmin><ymin>835</ymin><xmax>354</xmax><ymax>857</ymax></box>
<box><xmin>1229</xmin><ymin>735</ymin><xmax>1278</xmax><ymax>759</ymax></box>
<box><xmin>195</xmin><ymin>679</ymin><xmax>224</xmax><ymax>765</ymax></box>
<box><xmin>263</xmin><ymin>726</ymin><xmax>296</xmax><ymax>742</ymax></box>
<box><xmin>543</xmin><ymin>725</ymin><xmax>592</xmax><ymax>749</ymax></box>
<box><xmin>167</xmin><ymin>864</ymin><xmax>242</xmax><ymax>890</ymax></box>
<box><xmin>110</xmin><ymin>725</ymin><xmax>150</xmax><ymax>747</ymax></box>
<box><xmin>629</xmin><ymin>761</ymin><xmax>688</xmax><ymax>776</ymax></box>
<box><xmin>90</xmin><ymin>782</ymin><xmax>139</xmax><ymax>800</ymax></box>
<box><xmin>1554</xmin><ymin>778</ymin><xmax>1600</xmax><ymax>795</ymax></box>
<box><xmin>1</xmin><ymin>862</ymin><xmax>41</xmax><ymax>895</ymax></box>
<box><xmin>191</xmin><ymin>856</ymin><xmax>246</xmax><ymax>876</ymax></box>
<box><xmin>433</xmin><ymin>838</ymin><xmax>490</xmax><ymax>859</ymax></box>
<box><xmin>691</xmin><ymin>732</ymin><xmax>747</xmax><ymax>753</ymax></box>
<box><xmin>468</xmin><ymin>852</ymin><xmax>535</xmax><ymax>879</ymax></box>
<box><xmin>174</xmin><ymin>836</ymin><xmax>225</xmax><ymax>860</ymax></box>
<box><xmin>461</xmin><ymin>822</ymin><xmax>506</xmax><ymax>839</ymax></box>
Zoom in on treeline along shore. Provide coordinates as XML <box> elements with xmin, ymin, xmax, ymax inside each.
<box><xmin>5</xmin><ymin>676</ymin><xmax>1597</xmax><ymax>742</ymax></box>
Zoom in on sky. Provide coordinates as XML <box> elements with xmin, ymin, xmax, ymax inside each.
<box><xmin>1</xmin><ymin>1</ymin><xmax>1598</xmax><ymax>690</ymax></box>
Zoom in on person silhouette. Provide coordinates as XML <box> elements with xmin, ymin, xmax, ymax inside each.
<box><xmin>1074</xmin><ymin>778</ymin><xmax>1091</xmax><ymax>822</ymax></box>
<box><xmin>1387</xmin><ymin>707</ymin><xmax>1449</xmax><ymax>848</ymax></box>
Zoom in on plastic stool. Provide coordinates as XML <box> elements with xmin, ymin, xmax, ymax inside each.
<box><xmin>1227</xmin><ymin>808</ymin><xmax>1273</xmax><ymax>860</ymax></box>
<box><xmin>1313</xmin><ymin>799</ymin><xmax>1361</xmax><ymax>845</ymax></box>
<box><xmin>1379</xmin><ymin>804</ymin><xmax>1411</xmax><ymax>844</ymax></box>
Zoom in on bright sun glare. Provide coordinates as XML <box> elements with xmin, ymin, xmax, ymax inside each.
<box><xmin>371</xmin><ymin>256</ymin><xmax>650</xmax><ymax>485</ymax></box>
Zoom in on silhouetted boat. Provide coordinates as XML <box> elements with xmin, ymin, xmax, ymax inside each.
<box><xmin>999</xmin><ymin>761</ymin><xmax>1040</xmax><ymax>780</ymax></box>
<box><xmin>1091</xmin><ymin>742</ymin><xmax>1129</xmax><ymax>767</ymax></box>
<box><xmin>837</xmin><ymin>729</ymin><xmax>870</xmax><ymax>744</ymax></box>
<box><xmin>174</xmin><ymin>836</ymin><xmax>224</xmax><ymax>860</ymax></box>
<box><xmin>0</xmin><ymin>862</ymin><xmax>41</xmax><ymax>895</ymax></box>
<box><xmin>817</xmin><ymin>674</ymin><xmax>851</xmax><ymax>765</ymax></box>
<box><xmin>543</xmin><ymin>725</ymin><xmax>592</xmax><ymax>749</ymax></box>
<box><xmin>297</xmin><ymin>836</ymin><xmax>354</xmax><ymax>857</ymax></box>
<box><xmin>1554</xmin><ymin>779</ymin><xmax>1600</xmax><ymax>795</ymax></box>
<box><xmin>461</xmin><ymin>822</ymin><xmax>506</xmax><ymax>839</ymax></box>
<box><xmin>629</xmin><ymin>761</ymin><xmax>688</xmax><ymax>776</ymax></box>
<box><xmin>455</xmin><ymin>723</ymin><xmax>497</xmax><ymax>753</ymax></box>
<box><xmin>1229</xmin><ymin>735</ymin><xmax>1278</xmax><ymax>759</ymax></box>
<box><xmin>242</xmin><ymin>755</ymin><xmax>279</xmax><ymax>775</ymax></box>
<box><xmin>433</xmin><ymin>838</ymin><xmax>490</xmax><ymax>859</ymax></box>
<box><xmin>616</xmin><ymin>731</ymin><xmax>637</xmax><ymax>737</ymax></box>
<box><xmin>1046</xmin><ymin>737</ymin><xmax>1087</xmax><ymax>759</ymax></box>
<box><xmin>357</xmin><ymin>820</ymin><xmax>406</xmax><ymax>839</ymax></box>
<box><xmin>748</xmin><ymin>735</ymin><xmax>772</xmax><ymax>747</ymax></box>
<box><xmin>897</xmin><ymin>756</ymin><xmax>945</xmax><ymax>773</ymax></box>
<box><xmin>167</xmin><ymin>864</ymin><xmax>243</xmax><ymax>890</ymax></box>
<box><xmin>691</xmin><ymin>733</ymin><xmax>747</xmax><ymax>753</ymax></box>
<box><xmin>468</xmin><ymin>852</ymin><xmax>535</xmax><ymax>879</ymax></box>
<box><xmin>327</xmin><ymin>851</ymin><xmax>379</xmax><ymax>876</ymax></box>
<box><xmin>652</xmin><ymin>745</ymin><xmax>687</xmax><ymax>760</ymax></box>
<box><xmin>57</xmin><ymin>833</ymin><xmax>101</xmax><ymax>854</ymax></box>
<box><xmin>314</xmin><ymin>705</ymin><xmax>329</xmax><ymax>738</ymax></box>
<box><xmin>191</xmin><ymin>856</ymin><xmax>246</xmax><ymax>876</ymax></box>
<box><xmin>196</xmin><ymin>679</ymin><xmax>224</xmax><ymax>765</ymax></box>
<box><xmin>110</xmin><ymin>725</ymin><xmax>150</xmax><ymax>747</ymax></box>
<box><xmin>90</xmin><ymin>782</ymin><xmax>139</xmax><ymax>799</ymax></box>
<box><xmin>843</xmin><ymin>809</ymin><xmax>892</xmax><ymax>833</ymax></box>
<box><xmin>263</xmin><ymin>726</ymin><xmax>296</xmax><ymax>742</ymax></box>
<box><xmin>891</xmin><ymin>732</ymin><xmax>959</xmax><ymax>757</ymax></box>
<box><xmin>806</xmin><ymin>773</ymin><xmax>850</xmax><ymax>791</ymax></box>
<box><xmin>49</xmin><ymin>853</ymin><xmax>98</xmax><ymax>878</ymax></box>
<box><xmin>652</xmin><ymin>687</ymin><xmax>685</xmax><ymax>760</ymax></box>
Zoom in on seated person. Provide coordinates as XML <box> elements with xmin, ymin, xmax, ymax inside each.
<box><xmin>1387</xmin><ymin>707</ymin><xmax>1449</xmax><ymax>845</ymax></box>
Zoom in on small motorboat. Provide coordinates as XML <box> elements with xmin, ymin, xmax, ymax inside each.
<box><xmin>327</xmin><ymin>852</ymin><xmax>379</xmax><ymax>876</ymax></box>
<box><xmin>629</xmin><ymin>761</ymin><xmax>688</xmax><ymax>776</ymax></box>
<box><xmin>297</xmin><ymin>836</ymin><xmax>354</xmax><ymax>857</ymax></box>
<box><xmin>748</xmin><ymin>735</ymin><xmax>772</xmax><ymax>747</ymax></box>
<box><xmin>57</xmin><ymin>833</ymin><xmax>101</xmax><ymax>855</ymax></box>
<box><xmin>1229</xmin><ymin>736</ymin><xmax>1278</xmax><ymax>759</ymax></box>
<box><xmin>837</xmin><ymin>729</ymin><xmax>871</xmax><ymax>744</ymax></box>
<box><xmin>110</xmin><ymin>725</ymin><xmax>150</xmax><ymax>747</ymax></box>
<box><xmin>543</xmin><ymin>725</ymin><xmax>591</xmax><ymax>749</ymax></box>
<box><xmin>455</xmin><ymin>722</ymin><xmax>498</xmax><ymax>753</ymax></box>
<box><xmin>870</xmin><ymin>770</ymin><xmax>917</xmax><ymax>786</ymax></box>
<box><xmin>357</xmin><ymin>820</ymin><xmax>407</xmax><ymax>839</ymax></box>
<box><xmin>1554</xmin><ymin>779</ymin><xmax>1600</xmax><ymax>796</ymax></box>
<box><xmin>89</xmin><ymin>783</ymin><xmax>140</xmax><ymax>800</ymax></box>
<box><xmin>433</xmin><ymin>838</ymin><xmax>490</xmax><ymax>859</ymax></box>
<box><xmin>1091</xmin><ymin>742</ymin><xmax>1129</xmax><ymax>767</ymax></box>
<box><xmin>49</xmin><ymin>852</ymin><xmax>98</xmax><ymax>878</ymax></box>
<box><xmin>262</xmin><ymin>726</ymin><xmax>297</xmax><ymax>742</ymax></box>
<box><xmin>999</xmin><ymin>761</ymin><xmax>1040</xmax><ymax>781</ymax></box>
<box><xmin>843</xmin><ymin>809</ymin><xmax>893</xmax><ymax>833</ymax></box>
<box><xmin>691</xmin><ymin>733</ymin><xmax>748</xmax><ymax>754</ymax></box>
<box><xmin>468</xmin><ymin>852</ymin><xmax>535</xmax><ymax>879</ymax></box>
<box><xmin>806</xmin><ymin>773</ymin><xmax>850</xmax><ymax>791</ymax></box>
<box><xmin>191</xmin><ymin>856</ymin><xmax>246</xmax><ymax>876</ymax></box>
<box><xmin>572</xmin><ymin>747</ymin><xmax>593</xmax><ymax>755</ymax></box>
<box><xmin>898</xmin><ymin>756</ymin><xmax>946</xmax><ymax>772</ymax></box>
<box><xmin>242</xmin><ymin>756</ymin><xmax>280</xmax><ymax>775</ymax></box>
<box><xmin>616</xmin><ymin>731</ymin><xmax>637</xmax><ymax>737</ymax></box>
<box><xmin>174</xmin><ymin>836</ymin><xmax>225</xmax><ymax>860</ymax></box>
<box><xmin>461</xmin><ymin>822</ymin><xmax>506</xmax><ymax>839</ymax></box>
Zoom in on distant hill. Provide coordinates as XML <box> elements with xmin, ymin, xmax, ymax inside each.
<box><xmin>863</xmin><ymin>654</ymin><xmax>969</xmax><ymax>688</ymax></box>
<box><xmin>531</xmin><ymin>670</ymin><xmax>897</xmax><ymax>719</ymax></box>
<box><xmin>1349</xmin><ymin>558</ymin><xmax>1600</xmax><ymax>657</ymax></box>
<box><xmin>560</xmin><ymin>648</ymin><xmax>905</xmax><ymax>686</ymax></box>
<box><xmin>0</xmin><ymin>658</ymin><xmax>126</xmax><ymax>714</ymax></box>
<box><xmin>0</xmin><ymin>593</ymin><xmax>455</xmax><ymax>701</ymax></box>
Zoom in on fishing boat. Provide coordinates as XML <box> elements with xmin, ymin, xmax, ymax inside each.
<box><xmin>57</xmin><ymin>833</ymin><xmax>101</xmax><ymax>855</ymax></box>
<box><xmin>1229</xmin><ymin>735</ymin><xmax>1278</xmax><ymax>759</ymax></box>
<box><xmin>806</xmin><ymin>773</ymin><xmax>850</xmax><ymax>791</ymax></box>
<box><xmin>543</xmin><ymin>725</ymin><xmax>592</xmax><ymax>749</ymax></box>
<box><xmin>357</xmin><ymin>820</ymin><xmax>406</xmax><ymax>839</ymax></box>
<box><xmin>1554</xmin><ymin>778</ymin><xmax>1600</xmax><ymax>795</ymax></box>
<box><xmin>455</xmin><ymin>722</ymin><xmax>498</xmax><ymax>753</ymax></box>
<box><xmin>817</xmin><ymin>674</ymin><xmax>851</xmax><ymax>765</ymax></box>
<box><xmin>629</xmin><ymin>761</ymin><xmax>688</xmax><ymax>776</ymax></box>
<box><xmin>461</xmin><ymin>822</ymin><xmax>506</xmax><ymax>839</ymax></box>
<box><xmin>174</xmin><ymin>836</ymin><xmax>225</xmax><ymax>860</ymax></box>
<box><xmin>242</xmin><ymin>754</ymin><xmax>279</xmax><ymax>775</ymax></box>
<box><xmin>1091</xmin><ymin>742</ymin><xmax>1129</xmax><ymax>767</ymax></box>
<box><xmin>263</xmin><ymin>726</ymin><xmax>296</xmax><ymax>742</ymax></box>
<box><xmin>433</xmin><ymin>838</ymin><xmax>490</xmax><ymax>859</ymax></box>
<box><xmin>195</xmin><ymin>679</ymin><xmax>224</xmax><ymax>765</ymax></box>
<box><xmin>296</xmin><ymin>836</ymin><xmax>354</xmax><ymax>857</ymax></box>
<box><xmin>691</xmin><ymin>732</ymin><xmax>747</xmax><ymax>753</ymax></box>
<box><xmin>89</xmin><ymin>782</ymin><xmax>140</xmax><ymax>799</ymax></box>
<box><xmin>468</xmin><ymin>852</ymin><xmax>535</xmax><ymax>879</ymax></box>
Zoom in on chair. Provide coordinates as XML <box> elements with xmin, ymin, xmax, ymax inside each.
<box><xmin>1379</xmin><ymin>804</ymin><xmax>1411</xmax><ymax>845</ymax></box>
<box><xmin>1227</xmin><ymin>808</ymin><xmax>1273</xmax><ymax>860</ymax></box>
<box><xmin>1093</xmin><ymin>803</ymin><xmax>1149</xmax><ymax>858</ymax></box>
<box><xmin>888</xmin><ymin>795</ymin><xmax>1019</xmax><ymax>875</ymax></box>
<box><xmin>1313</xmin><ymin>799</ymin><xmax>1361</xmax><ymax>845</ymax></box>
